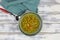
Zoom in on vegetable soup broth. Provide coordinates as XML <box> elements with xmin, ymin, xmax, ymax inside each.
<box><xmin>19</xmin><ymin>12</ymin><xmax>41</xmax><ymax>35</ymax></box>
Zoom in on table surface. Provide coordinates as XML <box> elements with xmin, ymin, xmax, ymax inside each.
<box><xmin>0</xmin><ymin>0</ymin><xmax>60</xmax><ymax>40</ymax></box>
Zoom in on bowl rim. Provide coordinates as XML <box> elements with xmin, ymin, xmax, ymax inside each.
<box><xmin>18</xmin><ymin>12</ymin><xmax>42</xmax><ymax>36</ymax></box>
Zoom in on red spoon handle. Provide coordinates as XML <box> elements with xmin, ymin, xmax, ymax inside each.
<box><xmin>0</xmin><ymin>8</ymin><xmax>9</xmax><ymax>14</ymax></box>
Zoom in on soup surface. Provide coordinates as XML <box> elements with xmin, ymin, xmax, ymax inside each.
<box><xmin>19</xmin><ymin>12</ymin><xmax>41</xmax><ymax>35</ymax></box>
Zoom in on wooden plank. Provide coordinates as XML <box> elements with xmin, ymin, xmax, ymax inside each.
<box><xmin>0</xmin><ymin>34</ymin><xmax>59</xmax><ymax>40</ymax></box>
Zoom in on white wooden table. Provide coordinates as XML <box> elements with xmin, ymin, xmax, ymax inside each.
<box><xmin>0</xmin><ymin>0</ymin><xmax>60</xmax><ymax>40</ymax></box>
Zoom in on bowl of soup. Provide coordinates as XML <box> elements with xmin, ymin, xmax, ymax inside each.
<box><xmin>19</xmin><ymin>12</ymin><xmax>42</xmax><ymax>36</ymax></box>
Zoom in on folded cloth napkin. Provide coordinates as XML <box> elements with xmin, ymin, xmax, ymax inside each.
<box><xmin>0</xmin><ymin>0</ymin><xmax>40</xmax><ymax>16</ymax></box>
<box><xmin>6</xmin><ymin>3</ymin><xmax>27</xmax><ymax>16</ymax></box>
<box><xmin>23</xmin><ymin>0</ymin><xmax>40</xmax><ymax>13</ymax></box>
<box><xmin>0</xmin><ymin>0</ymin><xmax>27</xmax><ymax>16</ymax></box>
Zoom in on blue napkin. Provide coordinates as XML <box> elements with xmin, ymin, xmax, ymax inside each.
<box><xmin>0</xmin><ymin>0</ymin><xmax>27</xmax><ymax>16</ymax></box>
<box><xmin>0</xmin><ymin>0</ymin><xmax>40</xmax><ymax>16</ymax></box>
<box><xmin>6</xmin><ymin>4</ymin><xmax>27</xmax><ymax>16</ymax></box>
<box><xmin>23</xmin><ymin>0</ymin><xmax>40</xmax><ymax>13</ymax></box>
<box><xmin>0</xmin><ymin>0</ymin><xmax>27</xmax><ymax>8</ymax></box>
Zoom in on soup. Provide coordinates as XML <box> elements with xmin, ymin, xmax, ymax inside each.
<box><xmin>19</xmin><ymin>12</ymin><xmax>42</xmax><ymax>35</ymax></box>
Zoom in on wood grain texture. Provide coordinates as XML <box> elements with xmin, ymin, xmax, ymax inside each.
<box><xmin>0</xmin><ymin>0</ymin><xmax>60</xmax><ymax>40</ymax></box>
